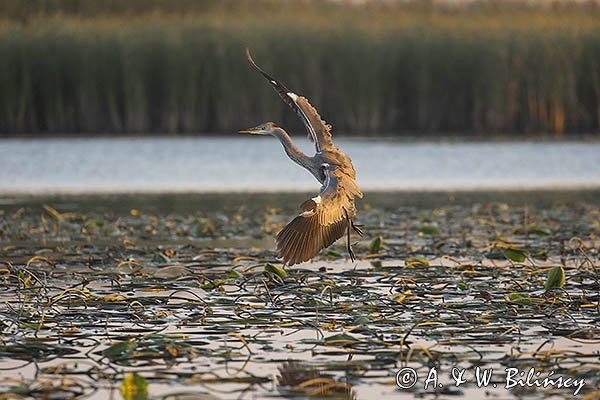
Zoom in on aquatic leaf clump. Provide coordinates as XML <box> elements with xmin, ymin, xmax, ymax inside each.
<box><xmin>504</xmin><ymin>247</ymin><xmax>529</xmax><ymax>263</ymax></box>
<box><xmin>545</xmin><ymin>266</ymin><xmax>566</xmax><ymax>291</ymax></box>
<box><xmin>369</xmin><ymin>236</ymin><xmax>383</xmax><ymax>254</ymax></box>
<box><xmin>264</xmin><ymin>263</ymin><xmax>287</xmax><ymax>280</ymax></box>
<box><xmin>120</xmin><ymin>373</ymin><xmax>148</xmax><ymax>400</ymax></box>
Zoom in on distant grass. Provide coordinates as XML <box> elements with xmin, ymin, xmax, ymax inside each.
<box><xmin>0</xmin><ymin>0</ymin><xmax>600</xmax><ymax>135</ymax></box>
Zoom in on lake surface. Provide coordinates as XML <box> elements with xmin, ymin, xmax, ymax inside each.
<box><xmin>0</xmin><ymin>137</ymin><xmax>599</xmax><ymax>194</ymax></box>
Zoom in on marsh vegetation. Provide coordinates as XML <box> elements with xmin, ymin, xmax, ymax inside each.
<box><xmin>1</xmin><ymin>0</ymin><xmax>600</xmax><ymax>135</ymax></box>
<box><xmin>0</xmin><ymin>191</ymin><xmax>598</xmax><ymax>399</ymax></box>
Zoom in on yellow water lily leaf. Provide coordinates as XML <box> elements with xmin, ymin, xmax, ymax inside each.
<box><xmin>120</xmin><ymin>372</ymin><xmax>148</xmax><ymax>400</ymax></box>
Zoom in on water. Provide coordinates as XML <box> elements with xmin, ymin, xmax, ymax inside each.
<box><xmin>0</xmin><ymin>137</ymin><xmax>599</xmax><ymax>194</ymax></box>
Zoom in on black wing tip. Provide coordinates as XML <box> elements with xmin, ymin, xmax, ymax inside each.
<box><xmin>244</xmin><ymin>48</ymin><xmax>293</xmax><ymax>94</ymax></box>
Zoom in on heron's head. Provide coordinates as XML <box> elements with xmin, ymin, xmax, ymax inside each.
<box><xmin>238</xmin><ymin>122</ymin><xmax>278</xmax><ymax>135</ymax></box>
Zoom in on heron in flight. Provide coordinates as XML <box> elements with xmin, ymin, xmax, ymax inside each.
<box><xmin>240</xmin><ymin>49</ymin><xmax>363</xmax><ymax>266</ymax></box>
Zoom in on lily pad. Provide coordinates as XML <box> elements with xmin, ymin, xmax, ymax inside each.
<box><xmin>264</xmin><ymin>263</ymin><xmax>287</xmax><ymax>279</ymax></box>
<box><xmin>369</xmin><ymin>236</ymin><xmax>383</xmax><ymax>254</ymax></box>
<box><xmin>545</xmin><ymin>266</ymin><xmax>565</xmax><ymax>291</ymax></box>
<box><xmin>503</xmin><ymin>248</ymin><xmax>529</xmax><ymax>263</ymax></box>
<box><xmin>120</xmin><ymin>372</ymin><xmax>148</xmax><ymax>400</ymax></box>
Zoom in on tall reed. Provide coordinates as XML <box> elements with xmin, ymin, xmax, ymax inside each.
<box><xmin>0</xmin><ymin>0</ymin><xmax>599</xmax><ymax>135</ymax></box>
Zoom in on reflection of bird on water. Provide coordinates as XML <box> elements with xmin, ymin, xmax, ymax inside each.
<box><xmin>240</xmin><ymin>49</ymin><xmax>363</xmax><ymax>266</ymax></box>
<box><xmin>277</xmin><ymin>360</ymin><xmax>356</xmax><ymax>399</ymax></box>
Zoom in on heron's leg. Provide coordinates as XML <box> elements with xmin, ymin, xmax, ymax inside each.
<box><xmin>346</xmin><ymin>219</ymin><xmax>356</xmax><ymax>262</ymax></box>
<box><xmin>351</xmin><ymin>220</ymin><xmax>364</xmax><ymax>237</ymax></box>
<box><xmin>343</xmin><ymin>209</ymin><xmax>357</xmax><ymax>262</ymax></box>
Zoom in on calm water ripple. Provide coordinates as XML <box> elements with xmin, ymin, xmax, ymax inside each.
<box><xmin>1</xmin><ymin>137</ymin><xmax>599</xmax><ymax>193</ymax></box>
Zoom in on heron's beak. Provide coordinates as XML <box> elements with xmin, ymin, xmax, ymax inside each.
<box><xmin>238</xmin><ymin>126</ymin><xmax>264</xmax><ymax>135</ymax></box>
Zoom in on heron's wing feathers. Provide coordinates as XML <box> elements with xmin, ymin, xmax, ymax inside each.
<box><xmin>246</xmin><ymin>49</ymin><xmax>334</xmax><ymax>152</ymax></box>
<box><xmin>276</xmin><ymin>166</ymin><xmax>359</xmax><ymax>266</ymax></box>
<box><xmin>293</xmin><ymin>96</ymin><xmax>334</xmax><ymax>151</ymax></box>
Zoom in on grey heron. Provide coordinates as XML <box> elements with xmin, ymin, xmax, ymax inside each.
<box><xmin>240</xmin><ymin>49</ymin><xmax>363</xmax><ymax>266</ymax></box>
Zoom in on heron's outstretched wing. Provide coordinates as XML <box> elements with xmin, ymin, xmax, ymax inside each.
<box><xmin>276</xmin><ymin>165</ymin><xmax>361</xmax><ymax>266</ymax></box>
<box><xmin>246</xmin><ymin>49</ymin><xmax>334</xmax><ymax>152</ymax></box>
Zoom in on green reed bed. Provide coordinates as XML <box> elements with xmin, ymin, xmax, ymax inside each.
<box><xmin>1</xmin><ymin>1</ymin><xmax>600</xmax><ymax>135</ymax></box>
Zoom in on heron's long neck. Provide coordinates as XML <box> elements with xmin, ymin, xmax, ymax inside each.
<box><xmin>270</xmin><ymin>127</ymin><xmax>312</xmax><ymax>170</ymax></box>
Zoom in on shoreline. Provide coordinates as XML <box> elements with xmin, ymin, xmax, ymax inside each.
<box><xmin>1</xmin><ymin>185</ymin><xmax>600</xmax><ymax>197</ymax></box>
